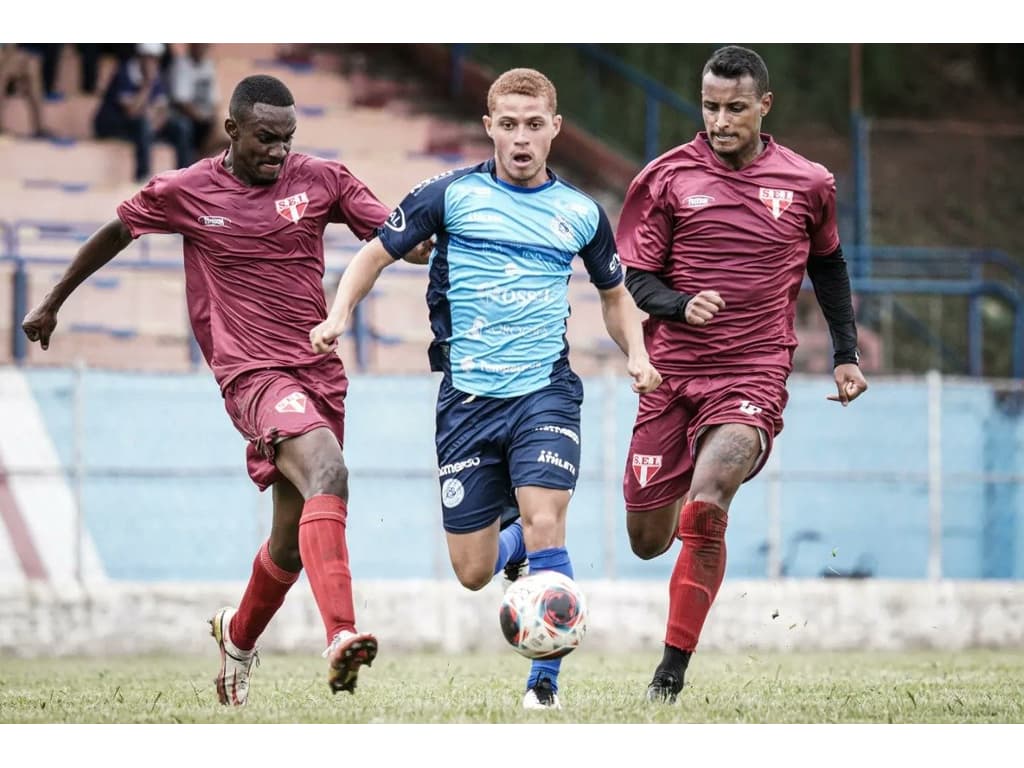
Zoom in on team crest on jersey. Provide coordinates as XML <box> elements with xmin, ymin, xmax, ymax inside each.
<box><xmin>759</xmin><ymin>188</ymin><xmax>794</xmax><ymax>220</ymax></box>
<box><xmin>274</xmin><ymin>392</ymin><xmax>307</xmax><ymax>414</ymax></box>
<box><xmin>631</xmin><ymin>454</ymin><xmax>662</xmax><ymax>487</ymax></box>
<box><xmin>550</xmin><ymin>215</ymin><xmax>574</xmax><ymax>243</ymax></box>
<box><xmin>275</xmin><ymin>192</ymin><xmax>309</xmax><ymax>223</ymax></box>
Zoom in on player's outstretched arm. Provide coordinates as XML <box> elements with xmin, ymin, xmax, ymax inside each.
<box><xmin>310</xmin><ymin>237</ymin><xmax>396</xmax><ymax>353</ymax></box>
<box><xmin>21</xmin><ymin>217</ymin><xmax>134</xmax><ymax>351</ymax></box>
<box><xmin>596</xmin><ymin>283</ymin><xmax>662</xmax><ymax>394</ymax></box>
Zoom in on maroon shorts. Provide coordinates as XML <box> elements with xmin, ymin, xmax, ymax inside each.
<box><xmin>222</xmin><ymin>357</ymin><xmax>349</xmax><ymax>491</ymax></box>
<box><xmin>623</xmin><ymin>369</ymin><xmax>789</xmax><ymax>513</ymax></box>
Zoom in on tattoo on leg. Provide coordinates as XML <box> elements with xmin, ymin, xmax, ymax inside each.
<box><xmin>706</xmin><ymin>428</ymin><xmax>759</xmax><ymax>472</ymax></box>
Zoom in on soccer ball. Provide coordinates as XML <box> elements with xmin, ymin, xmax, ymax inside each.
<box><xmin>498</xmin><ymin>571</ymin><xmax>588</xmax><ymax>659</ymax></box>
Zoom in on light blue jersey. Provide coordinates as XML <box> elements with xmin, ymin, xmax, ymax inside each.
<box><xmin>378</xmin><ymin>159</ymin><xmax>622</xmax><ymax>397</ymax></box>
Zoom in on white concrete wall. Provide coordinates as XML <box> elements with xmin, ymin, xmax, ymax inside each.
<box><xmin>2</xmin><ymin>579</ymin><xmax>1023</xmax><ymax>658</ymax></box>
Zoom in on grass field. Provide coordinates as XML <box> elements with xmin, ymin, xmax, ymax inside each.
<box><xmin>2</xmin><ymin>649</ymin><xmax>1023</xmax><ymax>724</ymax></box>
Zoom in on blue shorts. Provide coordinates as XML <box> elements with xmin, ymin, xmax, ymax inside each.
<box><xmin>434</xmin><ymin>371</ymin><xmax>584</xmax><ymax>534</ymax></box>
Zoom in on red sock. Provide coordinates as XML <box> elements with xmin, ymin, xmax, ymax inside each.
<box><xmin>230</xmin><ymin>540</ymin><xmax>300</xmax><ymax>651</ymax></box>
<box><xmin>665</xmin><ymin>501</ymin><xmax>729</xmax><ymax>652</ymax></box>
<box><xmin>298</xmin><ymin>494</ymin><xmax>356</xmax><ymax>645</ymax></box>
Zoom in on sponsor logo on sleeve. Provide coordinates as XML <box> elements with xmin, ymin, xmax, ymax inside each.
<box><xmin>385</xmin><ymin>206</ymin><xmax>406</xmax><ymax>232</ymax></box>
<box><xmin>410</xmin><ymin>169</ymin><xmax>456</xmax><ymax>196</ymax></box>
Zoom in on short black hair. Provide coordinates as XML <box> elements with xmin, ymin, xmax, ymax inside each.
<box><xmin>702</xmin><ymin>45</ymin><xmax>770</xmax><ymax>95</ymax></box>
<box><xmin>229</xmin><ymin>75</ymin><xmax>295</xmax><ymax>121</ymax></box>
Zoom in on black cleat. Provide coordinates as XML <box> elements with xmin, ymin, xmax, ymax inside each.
<box><xmin>499</xmin><ymin>505</ymin><xmax>527</xmax><ymax>584</ymax></box>
<box><xmin>646</xmin><ymin>669</ymin><xmax>684</xmax><ymax>703</ymax></box>
<box><xmin>523</xmin><ymin>677</ymin><xmax>562</xmax><ymax>710</ymax></box>
<box><xmin>324</xmin><ymin>630</ymin><xmax>378</xmax><ymax>695</ymax></box>
<box><xmin>503</xmin><ymin>556</ymin><xmax>528</xmax><ymax>585</ymax></box>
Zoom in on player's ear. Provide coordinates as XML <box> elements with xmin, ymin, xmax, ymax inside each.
<box><xmin>551</xmin><ymin>114</ymin><xmax>562</xmax><ymax>138</ymax></box>
<box><xmin>224</xmin><ymin>117</ymin><xmax>239</xmax><ymax>141</ymax></box>
<box><xmin>482</xmin><ymin>114</ymin><xmax>493</xmax><ymax>138</ymax></box>
<box><xmin>760</xmin><ymin>91</ymin><xmax>773</xmax><ymax>118</ymax></box>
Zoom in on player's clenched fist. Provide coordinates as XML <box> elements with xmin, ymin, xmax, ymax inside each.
<box><xmin>21</xmin><ymin>303</ymin><xmax>59</xmax><ymax>351</ymax></box>
<box><xmin>628</xmin><ymin>357</ymin><xmax>662</xmax><ymax>394</ymax></box>
<box><xmin>683</xmin><ymin>290</ymin><xmax>725</xmax><ymax>326</ymax></box>
<box><xmin>309</xmin><ymin>317</ymin><xmax>346</xmax><ymax>354</ymax></box>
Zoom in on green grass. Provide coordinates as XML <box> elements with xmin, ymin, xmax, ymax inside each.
<box><xmin>1</xmin><ymin>649</ymin><xmax>1022</xmax><ymax>724</ymax></box>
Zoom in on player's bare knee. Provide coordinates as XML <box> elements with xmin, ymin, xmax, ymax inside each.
<box><xmin>308</xmin><ymin>461</ymin><xmax>349</xmax><ymax>500</ymax></box>
<box><xmin>268</xmin><ymin>541</ymin><xmax>302</xmax><ymax>572</ymax></box>
<box><xmin>629</xmin><ymin>528</ymin><xmax>674</xmax><ymax>560</ymax></box>
<box><xmin>452</xmin><ymin>562</ymin><xmax>491</xmax><ymax>591</ymax></box>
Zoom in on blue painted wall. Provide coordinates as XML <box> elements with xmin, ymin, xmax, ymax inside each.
<box><xmin>22</xmin><ymin>369</ymin><xmax>1024</xmax><ymax>581</ymax></box>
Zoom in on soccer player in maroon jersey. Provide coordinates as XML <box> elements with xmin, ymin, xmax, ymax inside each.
<box><xmin>616</xmin><ymin>45</ymin><xmax>869</xmax><ymax>703</ymax></box>
<box><xmin>21</xmin><ymin>74</ymin><xmax>427</xmax><ymax>705</ymax></box>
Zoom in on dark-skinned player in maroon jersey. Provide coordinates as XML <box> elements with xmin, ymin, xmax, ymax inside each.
<box><xmin>21</xmin><ymin>74</ymin><xmax>429</xmax><ymax>705</ymax></box>
<box><xmin>616</xmin><ymin>45</ymin><xmax>869</xmax><ymax>703</ymax></box>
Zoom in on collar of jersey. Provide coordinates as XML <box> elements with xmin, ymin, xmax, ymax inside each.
<box><xmin>488</xmin><ymin>163</ymin><xmax>558</xmax><ymax>194</ymax></box>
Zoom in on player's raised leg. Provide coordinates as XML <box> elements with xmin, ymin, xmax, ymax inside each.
<box><xmin>276</xmin><ymin>426</ymin><xmax>377</xmax><ymax>694</ymax></box>
<box><xmin>648</xmin><ymin>424</ymin><xmax>758</xmax><ymax>703</ymax></box>
<box><xmin>210</xmin><ymin>478</ymin><xmax>304</xmax><ymax>705</ymax></box>
<box><xmin>517</xmin><ymin>485</ymin><xmax>573</xmax><ymax>710</ymax></box>
<box><xmin>496</xmin><ymin>505</ymin><xmax>527</xmax><ymax>586</ymax></box>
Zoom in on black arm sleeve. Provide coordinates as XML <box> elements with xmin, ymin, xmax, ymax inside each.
<box><xmin>806</xmin><ymin>245</ymin><xmax>860</xmax><ymax>367</ymax></box>
<box><xmin>624</xmin><ymin>267</ymin><xmax>693</xmax><ymax>322</ymax></box>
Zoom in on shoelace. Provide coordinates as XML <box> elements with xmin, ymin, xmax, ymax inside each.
<box><xmin>650</xmin><ymin>672</ymin><xmax>679</xmax><ymax>694</ymax></box>
<box><xmin>321</xmin><ymin>633</ymin><xmax>354</xmax><ymax>659</ymax></box>
<box><xmin>227</xmin><ymin>647</ymin><xmax>260</xmax><ymax>670</ymax></box>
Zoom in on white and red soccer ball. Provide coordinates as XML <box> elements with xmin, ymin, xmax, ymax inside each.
<box><xmin>499</xmin><ymin>571</ymin><xmax>588</xmax><ymax>659</ymax></box>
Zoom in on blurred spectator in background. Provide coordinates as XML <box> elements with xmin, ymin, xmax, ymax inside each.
<box><xmin>15</xmin><ymin>44</ymin><xmax>63</xmax><ymax>100</ymax></box>
<box><xmin>168</xmin><ymin>43</ymin><xmax>222</xmax><ymax>157</ymax></box>
<box><xmin>0</xmin><ymin>43</ymin><xmax>52</xmax><ymax>138</ymax></box>
<box><xmin>93</xmin><ymin>43</ymin><xmax>192</xmax><ymax>182</ymax></box>
<box><xmin>14</xmin><ymin>44</ymin><xmax>124</xmax><ymax>99</ymax></box>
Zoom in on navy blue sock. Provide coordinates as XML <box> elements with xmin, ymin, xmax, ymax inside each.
<box><xmin>525</xmin><ymin>546</ymin><xmax>574</xmax><ymax>692</ymax></box>
<box><xmin>493</xmin><ymin>519</ymin><xmax>526</xmax><ymax>575</ymax></box>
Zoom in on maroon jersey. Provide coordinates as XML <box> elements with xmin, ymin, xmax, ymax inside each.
<box><xmin>117</xmin><ymin>152</ymin><xmax>389</xmax><ymax>389</ymax></box>
<box><xmin>616</xmin><ymin>132</ymin><xmax>839</xmax><ymax>375</ymax></box>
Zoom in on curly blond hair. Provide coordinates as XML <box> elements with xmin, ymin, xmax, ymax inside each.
<box><xmin>486</xmin><ymin>68</ymin><xmax>557</xmax><ymax>114</ymax></box>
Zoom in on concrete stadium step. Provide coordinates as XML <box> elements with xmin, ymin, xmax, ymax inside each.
<box><xmin>1</xmin><ymin>93</ymin><xmax>98</xmax><ymax>141</ymax></box>
<box><xmin>0</xmin><ymin>136</ymin><xmax>178</xmax><ymax>188</ymax></box>
<box><xmin>0</xmin><ymin>180</ymin><xmax>132</xmax><ymax>226</ymax></box>
<box><xmin>215</xmin><ymin>53</ymin><xmax>352</xmax><ymax>110</ymax></box>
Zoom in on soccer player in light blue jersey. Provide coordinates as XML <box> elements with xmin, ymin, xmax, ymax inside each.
<box><xmin>311</xmin><ymin>68</ymin><xmax>661</xmax><ymax>710</ymax></box>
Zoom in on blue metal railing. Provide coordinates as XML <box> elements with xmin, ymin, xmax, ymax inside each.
<box><xmin>449</xmin><ymin>43</ymin><xmax>702</xmax><ymax>164</ymax></box>
<box><xmin>568</xmin><ymin>44</ymin><xmax>702</xmax><ymax>162</ymax></box>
